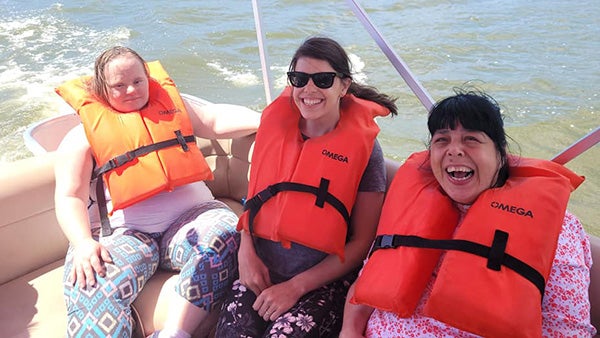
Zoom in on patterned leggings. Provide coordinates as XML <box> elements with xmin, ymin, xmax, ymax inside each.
<box><xmin>215</xmin><ymin>272</ymin><xmax>356</xmax><ymax>338</ymax></box>
<box><xmin>63</xmin><ymin>200</ymin><xmax>240</xmax><ymax>337</ymax></box>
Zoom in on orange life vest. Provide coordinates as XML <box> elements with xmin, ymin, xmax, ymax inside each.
<box><xmin>352</xmin><ymin>150</ymin><xmax>584</xmax><ymax>337</ymax></box>
<box><xmin>238</xmin><ymin>87</ymin><xmax>390</xmax><ymax>260</ymax></box>
<box><xmin>55</xmin><ymin>61</ymin><xmax>213</xmax><ymax>214</ymax></box>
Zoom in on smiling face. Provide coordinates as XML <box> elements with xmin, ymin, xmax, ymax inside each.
<box><xmin>103</xmin><ymin>54</ymin><xmax>149</xmax><ymax>113</ymax></box>
<box><xmin>291</xmin><ymin>57</ymin><xmax>351</xmax><ymax>137</ymax></box>
<box><xmin>429</xmin><ymin>123</ymin><xmax>502</xmax><ymax>204</ymax></box>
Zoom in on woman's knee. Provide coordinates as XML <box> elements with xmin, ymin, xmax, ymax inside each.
<box><xmin>162</xmin><ymin>205</ymin><xmax>240</xmax><ymax>265</ymax></box>
<box><xmin>176</xmin><ymin>242</ymin><xmax>240</xmax><ymax>310</ymax></box>
<box><xmin>63</xmin><ymin>229</ymin><xmax>160</xmax><ymax>306</ymax></box>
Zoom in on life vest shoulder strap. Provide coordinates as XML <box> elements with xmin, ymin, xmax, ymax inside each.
<box><xmin>95</xmin><ymin>178</ymin><xmax>113</xmax><ymax>237</ymax></box>
<box><xmin>92</xmin><ymin>130</ymin><xmax>196</xmax><ymax>237</ymax></box>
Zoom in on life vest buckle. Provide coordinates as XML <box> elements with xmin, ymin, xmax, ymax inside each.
<box><xmin>379</xmin><ymin>235</ymin><xmax>395</xmax><ymax>249</ymax></box>
<box><xmin>110</xmin><ymin>151</ymin><xmax>136</xmax><ymax>168</ymax></box>
<box><xmin>243</xmin><ymin>185</ymin><xmax>275</xmax><ymax>212</ymax></box>
<box><xmin>256</xmin><ymin>185</ymin><xmax>275</xmax><ymax>203</ymax></box>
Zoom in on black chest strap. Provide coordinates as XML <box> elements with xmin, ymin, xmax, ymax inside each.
<box><xmin>93</xmin><ymin>131</ymin><xmax>194</xmax><ymax>178</ymax></box>
<box><xmin>91</xmin><ymin>130</ymin><xmax>195</xmax><ymax>237</ymax></box>
<box><xmin>243</xmin><ymin>177</ymin><xmax>351</xmax><ymax>234</ymax></box>
<box><xmin>371</xmin><ymin>230</ymin><xmax>546</xmax><ymax>299</ymax></box>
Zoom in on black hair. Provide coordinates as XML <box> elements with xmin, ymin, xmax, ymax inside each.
<box><xmin>427</xmin><ymin>88</ymin><xmax>509</xmax><ymax>186</ymax></box>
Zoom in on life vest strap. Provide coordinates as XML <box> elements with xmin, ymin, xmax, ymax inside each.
<box><xmin>372</xmin><ymin>231</ymin><xmax>546</xmax><ymax>298</ymax></box>
<box><xmin>91</xmin><ymin>131</ymin><xmax>195</xmax><ymax>236</ymax></box>
<box><xmin>93</xmin><ymin>132</ymin><xmax>195</xmax><ymax>178</ymax></box>
<box><xmin>174</xmin><ymin>130</ymin><xmax>190</xmax><ymax>151</ymax></box>
<box><xmin>95</xmin><ymin>177</ymin><xmax>113</xmax><ymax>237</ymax></box>
<box><xmin>244</xmin><ymin>178</ymin><xmax>351</xmax><ymax>234</ymax></box>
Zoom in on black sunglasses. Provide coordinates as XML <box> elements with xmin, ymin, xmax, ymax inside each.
<box><xmin>287</xmin><ymin>71</ymin><xmax>344</xmax><ymax>89</ymax></box>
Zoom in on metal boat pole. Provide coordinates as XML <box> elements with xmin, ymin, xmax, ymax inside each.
<box><xmin>346</xmin><ymin>0</ymin><xmax>598</xmax><ymax>164</ymax></box>
<box><xmin>551</xmin><ymin>126</ymin><xmax>600</xmax><ymax>164</ymax></box>
<box><xmin>346</xmin><ymin>0</ymin><xmax>435</xmax><ymax>112</ymax></box>
<box><xmin>252</xmin><ymin>0</ymin><xmax>273</xmax><ymax>105</ymax></box>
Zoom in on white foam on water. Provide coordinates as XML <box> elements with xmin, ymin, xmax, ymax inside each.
<box><xmin>206</xmin><ymin>61</ymin><xmax>260</xmax><ymax>87</ymax></box>
<box><xmin>0</xmin><ymin>6</ymin><xmax>132</xmax><ymax>161</ymax></box>
<box><xmin>348</xmin><ymin>53</ymin><xmax>368</xmax><ymax>85</ymax></box>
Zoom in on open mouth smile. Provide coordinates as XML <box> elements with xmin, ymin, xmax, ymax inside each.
<box><xmin>302</xmin><ymin>98</ymin><xmax>323</xmax><ymax>106</ymax></box>
<box><xmin>446</xmin><ymin>166</ymin><xmax>474</xmax><ymax>181</ymax></box>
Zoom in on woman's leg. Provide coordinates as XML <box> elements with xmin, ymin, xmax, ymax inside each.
<box><xmin>63</xmin><ymin>227</ymin><xmax>160</xmax><ymax>337</ymax></box>
<box><xmin>216</xmin><ymin>273</ymin><xmax>356</xmax><ymax>338</ymax></box>
<box><xmin>159</xmin><ymin>201</ymin><xmax>240</xmax><ymax>336</ymax></box>
<box><xmin>263</xmin><ymin>275</ymin><xmax>355</xmax><ymax>338</ymax></box>
<box><xmin>215</xmin><ymin>279</ymin><xmax>270</xmax><ymax>338</ymax></box>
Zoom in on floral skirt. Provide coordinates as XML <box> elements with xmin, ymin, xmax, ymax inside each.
<box><xmin>215</xmin><ymin>272</ymin><xmax>356</xmax><ymax>338</ymax></box>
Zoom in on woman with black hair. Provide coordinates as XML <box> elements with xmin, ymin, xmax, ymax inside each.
<box><xmin>342</xmin><ymin>89</ymin><xmax>596</xmax><ymax>337</ymax></box>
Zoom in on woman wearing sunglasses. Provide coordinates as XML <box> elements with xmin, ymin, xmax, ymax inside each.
<box><xmin>216</xmin><ymin>36</ymin><xmax>397</xmax><ymax>337</ymax></box>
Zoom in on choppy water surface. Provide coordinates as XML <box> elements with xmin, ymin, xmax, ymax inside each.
<box><xmin>1</xmin><ymin>0</ymin><xmax>598</xmax><ymax>234</ymax></box>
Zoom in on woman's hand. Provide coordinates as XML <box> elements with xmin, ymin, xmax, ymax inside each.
<box><xmin>68</xmin><ymin>237</ymin><xmax>112</xmax><ymax>289</ymax></box>
<box><xmin>238</xmin><ymin>231</ymin><xmax>272</xmax><ymax>296</ymax></box>
<box><xmin>253</xmin><ymin>279</ymin><xmax>303</xmax><ymax>321</ymax></box>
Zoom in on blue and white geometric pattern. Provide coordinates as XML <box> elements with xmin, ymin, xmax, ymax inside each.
<box><xmin>63</xmin><ymin>200</ymin><xmax>240</xmax><ymax>337</ymax></box>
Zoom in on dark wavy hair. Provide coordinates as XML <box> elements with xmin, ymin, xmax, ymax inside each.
<box><xmin>288</xmin><ymin>36</ymin><xmax>398</xmax><ymax>116</ymax></box>
<box><xmin>427</xmin><ymin>88</ymin><xmax>510</xmax><ymax>187</ymax></box>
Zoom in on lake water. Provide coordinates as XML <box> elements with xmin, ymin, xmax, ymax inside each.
<box><xmin>1</xmin><ymin>0</ymin><xmax>598</xmax><ymax>235</ymax></box>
